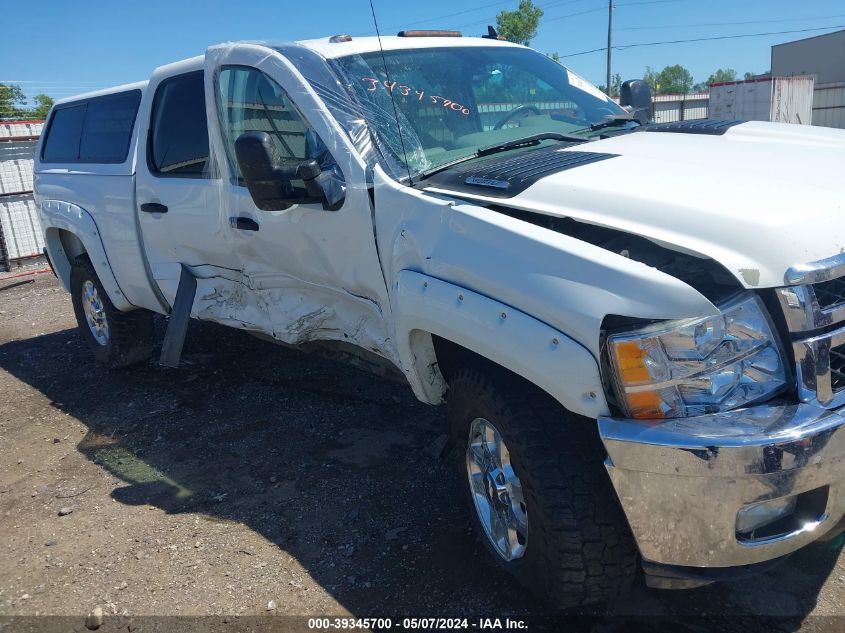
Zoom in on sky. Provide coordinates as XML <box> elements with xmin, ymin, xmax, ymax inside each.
<box><xmin>2</xmin><ymin>0</ymin><xmax>844</xmax><ymax>104</ymax></box>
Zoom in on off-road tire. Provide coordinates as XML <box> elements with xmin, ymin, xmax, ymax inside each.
<box><xmin>448</xmin><ymin>367</ymin><xmax>638</xmax><ymax>609</ymax></box>
<box><xmin>70</xmin><ymin>255</ymin><xmax>155</xmax><ymax>368</ymax></box>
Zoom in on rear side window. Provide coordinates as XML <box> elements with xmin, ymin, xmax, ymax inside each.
<box><xmin>80</xmin><ymin>93</ymin><xmax>142</xmax><ymax>162</ymax></box>
<box><xmin>149</xmin><ymin>72</ymin><xmax>210</xmax><ymax>176</ymax></box>
<box><xmin>41</xmin><ymin>105</ymin><xmax>86</xmax><ymax>161</ymax></box>
<box><xmin>41</xmin><ymin>90</ymin><xmax>141</xmax><ymax>163</ymax></box>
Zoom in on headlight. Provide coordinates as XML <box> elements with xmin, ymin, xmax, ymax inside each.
<box><xmin>607</xmin><ymin>294</ymin><xmax>786</xmax><ymax>419</ymax></box>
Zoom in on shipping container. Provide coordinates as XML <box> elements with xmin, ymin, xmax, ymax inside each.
<box><xmin>709</xmin><ymin>76</ymin><xmax>815</xmax><ymax>124</ymax></box>
<box><xmin>652</xmin><ymin>93</ymin><xmax>710</xmax><ymax>123</ymax></box>
<box><xmin>813</xmin><ymin>82</ymin><xmax>845</xmax><ymax>129</ymax></box>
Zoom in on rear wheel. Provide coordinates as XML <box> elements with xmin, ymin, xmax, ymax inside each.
<box><xmin>448</xmin><ymin>367</ymin><xmax>638</xmax><ymax>609</ymax></box>
<box><xmin>70</xmin><ymin>255</ymin><xmax>155</xmax><ymax>368</ymax></box>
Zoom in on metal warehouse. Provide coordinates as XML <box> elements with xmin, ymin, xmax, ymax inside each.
<box><xmin>771</xmin><ymin>29</ymin><xmax>845</xmax><ymax>129</ymax></box>
<box><xmin>0</xmin><ymin>120</ymin><xmax>45</xmax><ymax>271</ymax></box>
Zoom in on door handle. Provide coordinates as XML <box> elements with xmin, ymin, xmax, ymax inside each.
<box><xmin>140</xmin><ymin>202</ymin><xmax>169</xmax><ymax>214</ymax></box>
<box><xmin>230</xmin><ymin>216</ymin><xmax>260</xmax><ymax>231</ymax></box>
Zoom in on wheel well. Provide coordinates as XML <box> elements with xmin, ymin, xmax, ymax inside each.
<box><xmin>44</xmin><ymin>228</ymin><xmax>88</xmax><ymax>289</ymax></box>
<box><xmin>58</xmin><ymin>229</ymin><xmax>87</xmax><ymax>260</ymax></box>
<box><xmin>431</xmin><ymin>334</ymin><xmax>552</xmax><ymax>403</ymax></box>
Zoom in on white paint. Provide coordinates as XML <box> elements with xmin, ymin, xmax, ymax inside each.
<box><xmin>199</xmin><ymin>43</ymin><xmax>396</xmax><ymax>363</ymax></box>
<box><xmin>32</xmin><ymin>39</ymin><xmax>845</xmax><ymax>419</ymax></box>
<box><xmin>395</xmin><ymin>269</ymin><xmax>610</xmax><ymax>418</ymax></box>
<box><xmin>50</xmin><ymin>80</ymin><xmax>149</xmax><ymax>108</ymax></box>
<box><xmin>296</xmin><ymin>35</ymin><xmax>525</xmax><ymax>59</ymax></box>
<box><xmin>427</xmin><ymin>122</ymin><xmax>845</xmax><ymax>289</ymax></box>
<box><xmin>37</xmin><ymin>199</ymin><xmax>132</xmax><ymax>310</ymax></box>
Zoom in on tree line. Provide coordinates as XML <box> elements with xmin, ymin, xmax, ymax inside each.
<box><xmin>0</xmin><ymin>83</ymin><xmax>54</xmax><ymax>120</ymax></box>
<box><xmin>642</xmin><ymin>66</ymin><xmax>767</xmax><ymax>96</ymax></box>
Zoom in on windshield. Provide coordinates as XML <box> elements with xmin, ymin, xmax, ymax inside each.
<box><xmin>331</xmin><ymin>46</ymin><xmax>629</xmax><ymax>179</ymax></box>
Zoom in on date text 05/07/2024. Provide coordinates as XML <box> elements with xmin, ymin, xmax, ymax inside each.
<box><xmin>307</xmin><ymin>617</ymin><xmax>528</xmax><ymax>630</ymax></box>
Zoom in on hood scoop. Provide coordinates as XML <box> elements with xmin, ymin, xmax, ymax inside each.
<box><xmin>423</xmin><ymin>145</ymin><xmax>619</xmax><ymax>198</ymax></box>
<box><xmin>645</xmin><ymin>119</ymin><xmax>744</xmax><ymax>135</ymax></box>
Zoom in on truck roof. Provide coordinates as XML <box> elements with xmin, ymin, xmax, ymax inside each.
<box><xmin>53</xmin><ymin>35</ymin><xmax>520</xmax><ymax>106</ymax></box>
<box><xmin>295</xmin><ymin>34</ymin><xmax>523</xmax><ymax>58</ymax></box>
<box><xmin>53</xmin><ymin>80</ymin><xmax>149</xmax><ymax>107</ymax></box>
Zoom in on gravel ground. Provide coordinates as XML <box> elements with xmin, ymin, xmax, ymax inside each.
<box><xmin>0</xmin><ymin>273</ymin><xmax>843</xmax><ymax>631</ymax></box>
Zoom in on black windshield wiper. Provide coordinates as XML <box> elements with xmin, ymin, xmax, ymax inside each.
<box><xmin>418</xmin><ymin>132</ymin><xmax>586</xmax><ymax>180</ymax></box>
<box><xmin>476</xmin><ymin>132</ymin><xmax>587</xmax><ymax>157</ymax></box>
<box><xmin>584</xmin><ymin>113</ymin><xmax>639</xmax><ymax>132</ymax></box>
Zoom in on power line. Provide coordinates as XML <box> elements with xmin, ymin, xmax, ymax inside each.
<box><xmin>453</xmin><ymin>0</ymin><xmax>686</xmax><ymax>31</ymax></box>
<box><xmin>379</xmin><ymin>0</ymin><xmax>516</xmax><ymax>31</ymax></box>
<box><xmin>452</xmin><ymin>1</ymin><xmax>602</xmax><ymax>29</ymax></box>
<box><xmin>530</xmin><ymin>6</ymin><xmax>606</xmax><ymax>26</ymax></box>
<box><xmin>559</xmin><ymin>23</ymin><xmax>845</xmax><ymax>58</ymax></box>
<box><xmin>377</xmin><ymin>0</ymin><xmax>589</xmax><ymax>34</ymax></box>
<box><xmin>617</xmin><ymin>12</ymin><xmax>845</xmax><ymax>31</ymax></box>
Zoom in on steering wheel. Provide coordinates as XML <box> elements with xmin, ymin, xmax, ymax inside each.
<box><xmin>493</xmin><ymin>104</ymin><xmax>543</xmax><ymax>130</ymax></box>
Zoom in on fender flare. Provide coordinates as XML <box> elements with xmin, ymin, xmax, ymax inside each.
<box><xmin>394</xmin><ymin>270</ymin><xmax>610</xmax><ymax>419</ymax></box>
<box><xmin>40</xmin><ymin>199</ymin><xmax>133</xmax><ymax>311</ymax></box>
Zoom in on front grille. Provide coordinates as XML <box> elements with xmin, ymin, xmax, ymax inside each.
<box><xmin>812</xmin><ymin>277</ymin><xmax>845</xmax><ymax>310</ymax></box>
<box><xmin>778</xmin><ymin>273</ymin><xmax>845</xmax><ymax>408</ymax></box>
<box><xmin>830</xmin><ymin>344</ymin><xmax>845</xmax><ymax>392</ymax></box>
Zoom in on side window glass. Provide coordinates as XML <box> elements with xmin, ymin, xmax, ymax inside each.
<box><xmin>42</xmin><ymin>105</ymin><xmax>86</xmax><ymax>162</ymax></box>
<box><xmin>80</xmin><ymin>92</ymin><xmax>141</xmax><ymax>162</ymax></box>
<box><xmin>216</xmin><ymin>66</ymin><xmax>318</xmax><ymax>187</ymax></box>
<box><xmin>149</xmin><ymin>72</ymin><xmax>210</xmax><ymax>176</ymax></box>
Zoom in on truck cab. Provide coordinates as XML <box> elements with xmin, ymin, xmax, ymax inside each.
<box><xmin>34</xmin><ymin>32</ymin><xmax>845</xmax><ymax>607</ymax></box>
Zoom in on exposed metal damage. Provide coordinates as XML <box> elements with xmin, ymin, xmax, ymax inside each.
<box><xmin>192</xmin><ymin>270</ymin><xmax>398</xmax><ymax>367</ymax></box>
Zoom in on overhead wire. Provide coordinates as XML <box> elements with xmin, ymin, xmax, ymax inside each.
<box><xmin>559</xmin><ymin>23</ymin><xmax>845</xmax><ymax>58</ymax></box>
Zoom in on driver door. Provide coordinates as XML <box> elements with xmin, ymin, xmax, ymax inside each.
<box><xmin>203</xmin><ymin>44</ymin><xmax>395</xmax><ymax>360</ymax></box>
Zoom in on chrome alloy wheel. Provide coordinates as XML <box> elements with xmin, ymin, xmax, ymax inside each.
<box><xmin>466</xmin><ymin>417</ymin><xmax>528</xmax><ymax>561</ymax></box>
<box><xmin>81</xmin><ymin>280</ymin><xmax>109</xmax><ymax>346</ymax></box>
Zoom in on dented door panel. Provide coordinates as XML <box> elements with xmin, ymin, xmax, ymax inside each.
<box><xmin>198</xmin><ymin>44</ymin><xmax>396</xmax><ymax>361</ymax></box>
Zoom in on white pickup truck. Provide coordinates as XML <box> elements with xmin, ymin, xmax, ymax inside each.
<box><xmin>34</xmin><ymin>32</ymin><xmax>845</xmax><ymax>607</ymax></box>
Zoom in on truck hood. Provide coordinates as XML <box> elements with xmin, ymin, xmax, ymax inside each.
<box><xmin>425</xmin><ymin>121</ymin><xmax>845</xmax><ymax>289</ymax></box>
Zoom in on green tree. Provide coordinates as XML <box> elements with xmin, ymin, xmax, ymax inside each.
<box><xmin>643</xmin><ymin>66</ymin><xmax>659</xmax><ymax>94</ymax></box>
<box><xmin>31</xmin><ymin>94</ymin><xmax>54</xmax><ymax>119</ymax></box>
<box><xmin>655</xmin><ymin>64</ymin><xmax>694</xmax><ymax>94</ymax></box>
<box><xmin>0</xmin><ymin>83</ymin><xmax>26</xmax><ymax>119</ymax></box>
<box><xmin>597</xmin><ymin>73</ymin><xmax>623</xmax><ymax>98</ymax></box>
<box><xmin>612</xmin><ymin>73</ymin><xmax>622</xmax><ymax>98</ymax></box>
<box><xmin>496</xmin><ymin>0</ymin><xmax>544</xmax><ymax>46</ymax></box>
<box><xmin>707</xmin><ymin>68</ymin><xmax>738</xmax><ymax>85</ymax></box>
<box><xmin>548</xmin><ymin>52</ymin><xmax>560</xmax><ymax>63</ymax></box>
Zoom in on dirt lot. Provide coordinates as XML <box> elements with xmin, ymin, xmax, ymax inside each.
<box><xmin>1</xmin><ymin>273</ymin><xmax>844</xmax><ymax>631</ymax></box>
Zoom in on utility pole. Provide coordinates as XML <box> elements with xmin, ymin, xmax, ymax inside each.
<box><xmin>606</xmin><ymin>0</ymin><xmax>613</xmax><ymax>97</ymax></box>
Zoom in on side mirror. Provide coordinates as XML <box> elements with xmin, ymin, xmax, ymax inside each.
<box><xmin>234</xmin><ymin>131</ymin><xmax>335</xmax><ymax>211</ymax></box>
<box><xmin>620</xmin><ymin>79</ymin><xmax>652</xmax><ymax>125</ymax></box>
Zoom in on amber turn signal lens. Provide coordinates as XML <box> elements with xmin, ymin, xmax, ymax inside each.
<box><xmin>612</xmin><ymin>340</ymin><xmax>652</xmax><ymax>384</ymax></box>
<box><xmin>626</xmin><ymin>392</ymin><xmax>666</xmax><ymax>420</ymax></box>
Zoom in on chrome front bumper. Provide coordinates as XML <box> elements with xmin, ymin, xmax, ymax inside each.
<box><xmin>598</xmin><ymin>404</ymin><xmax>845</xmax><ymax>569</ymax></box>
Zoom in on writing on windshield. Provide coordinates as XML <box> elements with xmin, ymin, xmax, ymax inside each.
<box><xmin>360</xmin><ymin>77</ymin><xmax>471</xmax><ymax>116</ymax></box>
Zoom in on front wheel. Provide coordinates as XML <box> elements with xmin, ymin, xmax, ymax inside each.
<box><xmin>448</xmin><ymin>368</ymin><xmax>638</xmax><ymax>609</ymax></box>
<box><xmin>70</xmin><ymin>255</ymin><xmax>155</xmax><ymax>368</ymax></box>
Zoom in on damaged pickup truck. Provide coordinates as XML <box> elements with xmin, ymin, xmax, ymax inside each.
<box><xmin>34</xmin><ymin>31</ymin><xmax>845</xmax><ymax>608</ymax></box>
